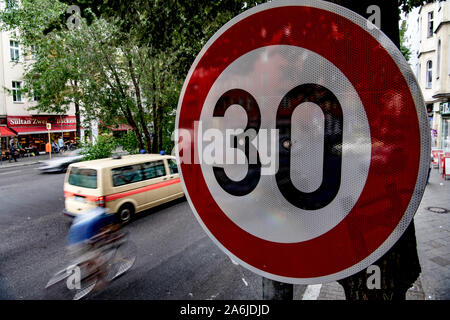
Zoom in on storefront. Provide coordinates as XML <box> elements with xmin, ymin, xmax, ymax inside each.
<box><xmin>6</xmin><ymin>115</ymin><xmax>77</xmax><ymax>152</ymax></box>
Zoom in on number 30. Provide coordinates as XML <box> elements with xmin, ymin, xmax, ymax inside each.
<box><xmin>212</xmin><ymin>83</ymin><xmax>343</xmax><ymax>210</ymax></box>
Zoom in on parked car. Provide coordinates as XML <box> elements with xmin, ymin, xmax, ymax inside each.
<box><xmin>63</xmin><ymin>154</ymin><xmax>183</xmax><ymax>224</ymax></box>
<box><xmin>38</xmin><ymin>149</ymin><xmax>83</xmax><ymax>173</ymax></box>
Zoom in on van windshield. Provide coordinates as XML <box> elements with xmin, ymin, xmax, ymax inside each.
<box><xmin>68</xmin><ymin>167</ymin><xmax>98</xmax><ymax>189</ymax></box>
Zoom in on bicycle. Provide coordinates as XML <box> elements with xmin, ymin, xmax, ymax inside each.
<box><xmin>45</xmin><ymin>229</ymin><xmax>137</xmax><ymax>300</ymax></box>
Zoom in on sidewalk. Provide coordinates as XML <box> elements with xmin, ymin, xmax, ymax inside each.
<box><xmin>316</xmin><ymin>167</ymin><xmax>450</xmax><ymax>300</ymax></box>
<box><xmin>0</xmin><ymin>153</ymin><xmax>62</xmax><ymax>169</ymax></box>
<box><xmin>414</xmin><ymin>168</ymin><xmax>450</xmax><ymax>300</ymax></box>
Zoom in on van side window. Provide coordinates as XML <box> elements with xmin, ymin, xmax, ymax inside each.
<box><xmin>142</xmin><ymin>160</ymin><xmax>166</xmax><ymax>180</ymax></box>
<box><xmin>168</xmin><ymin>159</ymin><xmax>178</xmax><ymax>174</ymax></box>
<box><xmin>112</xmin><ymin>164</ymin><xmax>143</xmax><ymax>187</ymax></box>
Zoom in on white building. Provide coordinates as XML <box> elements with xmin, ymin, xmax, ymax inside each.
<box><xmin>408</xmin><ymin>1</ymin><xmax>450</xmax><ymax>150</ymax></box>
<box><xmin>0</xmin><ymin>1</ymin><xmax>76</xmax><ymax>155</ymax></box>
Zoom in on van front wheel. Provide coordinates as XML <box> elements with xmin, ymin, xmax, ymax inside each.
<box><xmin>116</xmin><ymin>204</ymin><xmax>134</xmax><ymax>224</ymax></box>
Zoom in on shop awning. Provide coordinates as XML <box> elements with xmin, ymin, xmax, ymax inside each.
<box><xmin>0</xmin><ymin>126</ymin><xmax>17</xmax><ymax>137</ymax></box>
<box><xmin>9</xmin><ymin>126</ymin><xmax>76</xmax><ymax>135</ymax></box>
<box><xmin>6</xmin><ymin>116</ymin><xmax>76</xmax><ymax>135</ymax></box>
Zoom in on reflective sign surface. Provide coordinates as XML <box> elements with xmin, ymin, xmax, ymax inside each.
<box><xmin>176</xmin><ymin>0</ymin><xmax>429</xmax><ymax>284</ymax></box>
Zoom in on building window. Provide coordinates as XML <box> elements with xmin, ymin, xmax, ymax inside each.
<box><xmin>419</xmin><ymin>17</ymin><xmax>422</xmax><ymax>43</ymax></box>
<box><xmin>416</xmin><ymin>63</ymin><xmax>421</xmax><ymax>81</ymax></box>
<box><xmin>437</xmin><ymin>39</ymin><xmax>441</xmax><ymax>79</ymax></box>
<box><xmin>12</xmin><ymin>81</ymin><xmax>21</xmax><ymax>102</ymax></box>
<box><xmin>426</xmin><ymin>60</ymin><xmax>433</xmax><ymax>88</ymax></box>
<box><xmin>10</xmin><ymin>40</ymin><xmax>19</xmax><ymax>61</ymax></box>
<box><xmin>427</xmin><ymin>11</ymin><xmax>434</xmax><ymax>38</ymax></box>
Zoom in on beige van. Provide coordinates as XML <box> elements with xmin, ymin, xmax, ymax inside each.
<box><xmin>63</xmin><ymin>154</ymin><xmax>184</xmax><ymax>223</ymax></box>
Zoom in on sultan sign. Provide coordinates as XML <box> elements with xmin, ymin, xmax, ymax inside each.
<box><xmin>175</xmin><ymin>0</ymin><xmax>429</xmax><ymax>284</ymax></box>
<box><xmin>7</xmin><ymin>116</ymin><xmax>76</xmax><ymax>127</ymax></box>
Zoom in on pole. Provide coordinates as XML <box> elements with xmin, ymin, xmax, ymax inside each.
<box><xmin>262</xmin><ymin>278</ymin><xmax>293</xmax><ymax>300</ymax></box>
<box><xmin>48</xmin><ymin>129</ymin><xmax>51</xmax><ymax>160</ymax></box>
<box><xmin>0</xmin><ymin>131</ymin><xmax>2</xmax><ymax>167</ymax></box>
<box><xmin>60</xmin><ymin>114</ymin><xmax>63</xmax><ymax>150</ymax></box>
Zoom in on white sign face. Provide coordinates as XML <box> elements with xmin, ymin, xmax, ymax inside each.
<box><xmin>199</xmin><ymin>45</ymin><xmax>371</xmax><ymax>243</ymax></box>
<box><xmin>176</xmin><ymin>0</ymin><xmax>430</xmax><ymax>284</ymax></box>
<box><xmin>46</xmin><ymin>123</ymin><xmax>51</xmax><ymax>130</ymax></box>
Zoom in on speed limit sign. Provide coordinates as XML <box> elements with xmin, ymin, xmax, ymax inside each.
<box><xmin>176</xmin><ymin>0</ymin><xmax>429</xmax><ymax>284</ymax></box>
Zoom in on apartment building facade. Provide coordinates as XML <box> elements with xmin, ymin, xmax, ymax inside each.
<box><xmin>415</xmin><ymin>1</ymin><xmax>450</xmax><ymax>150</ymax></box>
<box><xmin>0</xmin><ymin>1</ymin><xmax>76</xmax><ymax>154</ymax></box>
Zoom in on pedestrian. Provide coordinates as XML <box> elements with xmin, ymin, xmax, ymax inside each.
<box><xmin>17</xmin><ymin>141</ymin><xmax>25</xmax><ymax>158</ymax></box>
<box><xmin>52</xmin><ymin>141</ymin><xmax>59</xmax><ymax>153</ymax></box>
<box><xmin>58</xmin><ymin>136</ymin><xmax>64</xmax><ymax>152</ymax></box>
<box><xmin>9</xmin><ymin>137</ymin><xmax>18</xmax><ymax>162</ymax></box>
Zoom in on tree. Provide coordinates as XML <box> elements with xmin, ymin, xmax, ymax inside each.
<box><xmin>0</xmin><ymin>1</ymin><xmax>163</xmax><ymax>152</ymax></box>
<box><xmin>1</xmin><ymin>0</ymin><xmax>264</xmax><ymax>153</ymax></box>
<box><xmin>400</xmin><ymin>20</ymin><xmax>411</xmax><ymax>62</ymax></box>
<box><xmin>325</xmin><ymin>0</ymin><xmax>422</xmax><ymax>300</ymax></box>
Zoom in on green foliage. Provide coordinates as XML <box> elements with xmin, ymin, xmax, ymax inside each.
<box><xmin>399</xmin><ymin>0</ymin><xmax>439</xmax><ymax>13</ymax></box>
<box><xmin>116</xmin><ymin>132</ymin><xmax>139</xmax><ymax>155</ymax></box>
<box><xmin>399</xmin><ymin>20</ymin><xmax>411</xmax><ymax>62</ymax></box>
<box><xmin>0</xmin><ymin>0</ymin><xmax>266</xmax><ymax>154</ymax></box>
<box><xmin>80</xmin><ymin>134</ymin><xmax>117</xmax><ymax>161</ymax></box>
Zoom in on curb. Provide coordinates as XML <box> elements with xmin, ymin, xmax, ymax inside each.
<box><xmin>0</xmin><ymin>160</ymin><xmax>41</xmax><ymax>169</ymax></box>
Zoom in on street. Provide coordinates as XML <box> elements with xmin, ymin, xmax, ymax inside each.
<box><xmin>0</xmin><ymin>0</ymin><xmax>449</xmax><ymax>307</ymax></box>
<box><xmin>0</xmin><ymin>162</ymin><xmax>448</xmax><ymax>300</ymax></box>
<box><xmin>0</xmin><ymin>164</ymin><xmax>266</xmax><ymax>300</ymax></box>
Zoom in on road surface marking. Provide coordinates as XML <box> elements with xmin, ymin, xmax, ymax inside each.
<box><xmin>302</xmin><ymin>284</ymin><xmax>322</xmax><ymax>300</ymax></box>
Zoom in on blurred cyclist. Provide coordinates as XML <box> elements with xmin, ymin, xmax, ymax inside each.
<box><xmin>66</xmin><ymin>207</ymin><xmax>122</xmax><ymax>290</ymax></box>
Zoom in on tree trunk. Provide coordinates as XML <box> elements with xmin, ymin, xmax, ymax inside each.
<box><xmin>73</xmin><ymin>80</ymin><xmax>81</xmax><ymax>144</ymax></box>
<box><xmin>74</xmin><ymin>100</ymin><xmax>81</xmax><ymax>144</ymax></box>
<box><xmin>128</xmin><ymin>58</ymin><xmax>152</xmax><ymax>153</ymax></box>
<box><xmin>119</xmin><ymin>101</ymin><xmax>145</xmax><ymax>151</ymax></box>
<box><xmin>158</xmin><ymin>106</ymin><xmax>163</xmax><ymax>151</ymax></box>
<box><xmin>152</xmin><ymin>103</ymin><xmax>159</xmax><ymax>153</ymax></box>
<box><xmin>262</xmin><ymin>278</ymin><xmax>293</xmax><ymax>300</ymax></box>
<box><xmin>151</xmin><ymin>63</ymin><xmax>159</xmax><ymax>154</ymax></box>
<box><xmin>324</xmin><ymin>0</ymin><xmax>400</xmax><ymax>44</ymax></box>
<box><xmin>123</xmin><ymin>110</ymin><xmax>145</xmax><ymax>151</ymax></box>
<box><xmin>134</xmin><ymin>129</ymin><xmax>144</xmax><ymax>151</ymax></box>
<box><xmin>338</xmin><ymin>224</ymin><xmax>421</xmax><ymax>300</ymax></box>
<box><xmin>323</xmin><ymin>0</ymin><xmax>421</xmax><ymax>300</ymax></box>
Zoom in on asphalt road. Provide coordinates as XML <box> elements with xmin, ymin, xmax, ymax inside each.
<box><xmin>0</xmin><ymin>163</ymin><xmax>306</xmax><ymax>300</ymax></box>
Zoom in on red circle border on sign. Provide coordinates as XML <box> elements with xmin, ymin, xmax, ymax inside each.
<box><xmin>178</xmin><ymin>5</ymin><xmax>421</xmax><ymax>278</ymax></box>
